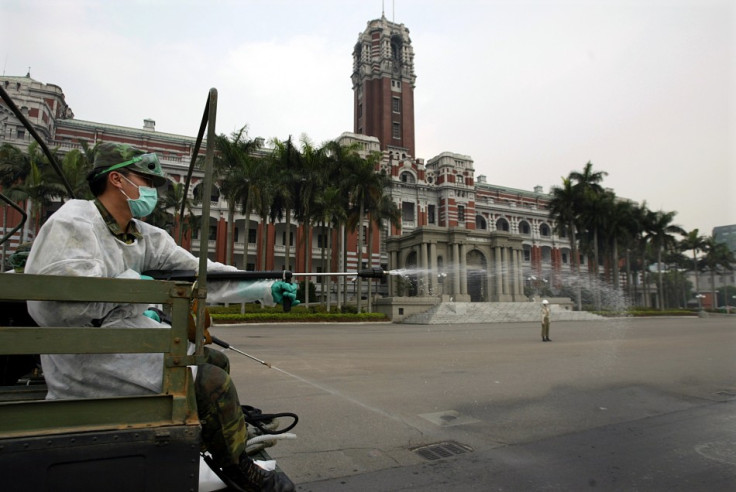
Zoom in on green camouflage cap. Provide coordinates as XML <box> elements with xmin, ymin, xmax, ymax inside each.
<box><xmin>91</xmin><ymin>142</ymin><xmax>167</xmax><ymax>187</ymax></box>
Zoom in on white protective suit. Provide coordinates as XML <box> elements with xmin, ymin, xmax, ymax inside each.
<box><xmin>24</xmin><ymin>199</ymin><xmax>275</xmax><ymax>400</ymax></box>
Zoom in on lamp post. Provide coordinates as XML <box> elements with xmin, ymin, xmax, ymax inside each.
<box><xmin>437</xmin><ymin>272</ymin><xmax>447</xmax><ymax>298</ymax></box>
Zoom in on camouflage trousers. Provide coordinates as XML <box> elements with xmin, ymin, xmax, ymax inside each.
<box><xmin>195</xmin><ymin>347</ymin><xmax>248</xmax><ymax>467</ymax></box>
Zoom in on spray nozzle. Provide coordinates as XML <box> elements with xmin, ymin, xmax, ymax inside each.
<box><xmin>357</xmin><ymin>267</ymin><xmax>386</xmax><ymax>279</ymax></box>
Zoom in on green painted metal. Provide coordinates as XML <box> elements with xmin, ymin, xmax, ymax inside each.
<box><xmin>0</xmin><ymin>327</ymin><xmax>173</xmax><ymax>354</ymax></box>
<box><xmin>0</xmin><ymin>273</ymin><xmax>199</xmax><ymax>436</ymax></box>
<box><xmin>0</xmin><ymin>273</ymin><xmax>191</xmax><ymax>304</ymax></box>
<box><xmin>0</xmin><ymin>394</ymin><xmax>190</xmax><ymax>437</ymax></box>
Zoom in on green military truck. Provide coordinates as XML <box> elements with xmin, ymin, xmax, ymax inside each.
<box><xmin>0</xmin><ymin>87</ymin><xmax>273</xmax><ymax>491</ymax></box>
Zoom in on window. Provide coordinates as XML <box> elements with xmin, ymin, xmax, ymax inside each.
<box><xmin>392</xmin><ymin>122</ymin><xmax>401</xmax><ymax>140</ymax></box>
<box><xmin>317</xmin><ymin>233</ymin><xmax>327</xmax><ymax>248</ymax></box>
<box><xmin>392</xmin><ymin>97</ymin><xmax>400</xmax><ymax>113</ymax></box>
<box><xmin>476</xmin><ymin>215</ymin><xmax>487</xmax><ymax>230</ymax></box>
<box><xmin>523</xmin><ymin>248</ymin><xmax>531</xmax><ymax>262</ymax></box>
<box><xmin>458</xmin><ymin>206</ymin><xmax>465</xmax><ymax>223</ymax></box>
<box><xmin>428</xmin><ymin>205</ymin><xmax>436</xmax><ymax>224</ymax></box>
<box><xmin>208</xmin><ymin>225</ymin><xmax>217</xmax><ymax>241</ymax></box>
<box><xmin>519</xmin><ymin>221</ymin><xmax>531</xmax><ymax>235</ymax></box>
<box><xmin>16</xmin><ymin>128</ymin><xmax>25</xmax><ymax>139</ymax></box>
<box><xmin>400</xmin><ymin>171</ymin><xmax>415</xmax><ymax>183</ymax></box>
<box><xmin>193</xmin><ymin>184</ymin><xmax>220</xmax><ymax>203</ymax></box>
<box><xmin>562</xmin><ymin>252</ymin><xmax>569</xmax><ymax>264</ymax></box>
<box><xmin>234</xmin><ymin>227</ymin><xmax>239</xmax><ymax>242</ymax></box>
<box><xmin>282</xmin><ymin>232</ymin><xmax>293</xmax><ymax>246</ymax></box>
<box><xmin>496</xmin><ymin>218</ymin><xmax>510</xmax><ymax>231</ymax></box>
<box><xmin>402</xmin><ymin>202</ymin><xmax>415</xmax><ymax>222</ymax></box>
<box><xmin>540</xmin><ymin>224</ymin><xmax>550</xmax><ymax>237</ymax></box>
<box><xmin>248</xmin><ymin>229</ymin><xmax>256</xmax><ymax>244</ymax></box>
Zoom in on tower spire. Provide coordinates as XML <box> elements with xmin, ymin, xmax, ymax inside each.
<box><xmin>352</xmin><ymin>16</ymin><xmax>416</xmax><ymax>157</ymax></box>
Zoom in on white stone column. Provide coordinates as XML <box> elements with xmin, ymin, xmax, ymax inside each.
<box><xmin>429</xmin><ymin>242</ymin><xmax>437</xmax><ymax>295</ymax></box>
<box><xmin>389</xmin><ymin>250</ymin><xmax>398</xmax><ymax>296</ymax></box>
<box><xmin>420</xmin><ymin>242</ymin><xmax>429</xmax><ymax>295</ymax></box>
<box><xmin>517</xmin><ymin>249</ymin><xmax>525</xmax><ymax>296</ymax></box>
<box><xmin>452</xmin><ymin>243</ymin><xmax>460</xmax><ymax>297</ymax></box>
<box><xmin>502</xmin><ymin>247</ymin><xmax>510</xmax><ymax>295</ymax></box>
<box><xmin>459</xmin><ymin>243</ymin><xmax>467</xmax><ymax>295</ymax></box>
<box><xmin>494</xmin><ymin>247</ymin><xmax>502</xmax><ymax>300</ymax></box>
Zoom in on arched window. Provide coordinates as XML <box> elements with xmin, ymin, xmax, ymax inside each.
<box><xmin>475</xmin><ymin>215</ymin><xmax>487</xmax><ymax>230</ymax></box>
<box><xmin>523</xmin><ymin>245</ymin><xmax>532</xmax><ymax>262</ymax></box>
<box><xmin>400</xmin><ymin>171</ymin><xmax>415</xmax><ymax>184</ymax></box>
<box><xmin>496</xmin><ymin>218</ymin><xmax>509</xmax><ymax>232</ymax></box>
<box><xmin>519</xmin><ymin>221</ymin><xmax>531</xmax><ymax>235</ymax></box>
<box><xmin>193</xmin><ymin>183</ymin><xmax>220</xmax><ymax>203</ymax></box>
<box><xmin>540</xmin><ymin>223</ymin><xmax>551</xmax><ymax>237</ymax></box>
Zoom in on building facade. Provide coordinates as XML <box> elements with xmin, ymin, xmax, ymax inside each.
<box><xmin>2</xmin><ymin>16</ymin><xmax>588</xmax><ymax>303</ymax></box>
<box><xmin>349</xmin><ymin>16</ymin><xmax>575</xmax><ymax>302</ymax></box>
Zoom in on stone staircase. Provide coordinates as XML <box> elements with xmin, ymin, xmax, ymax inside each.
<box><xmin>401</xmin><ymin>302</ymin><xmax>604</xmax><ymax>324</ymax></box>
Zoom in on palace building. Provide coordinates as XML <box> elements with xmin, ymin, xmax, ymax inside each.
<box><xmin>1</xmin><ymin>16</ymin><xmax>579</xmax><ymax>303</ymax></box>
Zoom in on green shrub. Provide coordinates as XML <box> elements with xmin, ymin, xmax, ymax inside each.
<box><xmin>211</xmin><ymin>311</ymin><xmax>388</xmax><ymax>323</ymax></box>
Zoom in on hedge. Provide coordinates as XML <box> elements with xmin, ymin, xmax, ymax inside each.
<box><xmin>211</xmin><ymin>311</ymin><xmax>389</xmax><ymax>323</ymax></box>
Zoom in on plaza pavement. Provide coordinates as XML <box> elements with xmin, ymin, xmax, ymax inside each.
<box><xmin>214</xmin><ymin>316</ymin><xmax>736</xmax><ymax>491</ymax></box>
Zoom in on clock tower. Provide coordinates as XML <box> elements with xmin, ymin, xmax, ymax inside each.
<box><xmin>352</xmin><ymin>15</ymin><xmax>417</xmax><ymax>157</ymax></box>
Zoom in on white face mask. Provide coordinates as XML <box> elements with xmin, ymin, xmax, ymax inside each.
<box><xmin>119</xmin><ymin>174</ymin><xmax>158</xmax><ymax>218</ymax></box>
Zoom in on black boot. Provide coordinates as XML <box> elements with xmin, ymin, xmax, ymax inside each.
<box><xmin>222</xmin><ymin>453</ymin><xmax>295</xmax><ymax>492</ymax></box>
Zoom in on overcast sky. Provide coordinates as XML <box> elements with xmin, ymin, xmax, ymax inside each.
<box><xmin>3</xmin><ymin>0</ymin><xmax>734</xmax><ymax>235</ymax></box>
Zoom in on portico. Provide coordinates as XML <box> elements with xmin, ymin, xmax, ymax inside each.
<box><xmin>386</xmin><ymin>227</ymin><xmax>526</xmax><ymax>302</ymax></box>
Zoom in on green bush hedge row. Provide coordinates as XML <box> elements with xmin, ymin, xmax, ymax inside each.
<box><xmin>211</xmin><ymin>311</ymin><xmax>388</xmax><ymax>323</ymax></box>
<box><xmin>593</xmin><ymin>308</ymin><xmax>712</xmax><ymax>317</ymax></box>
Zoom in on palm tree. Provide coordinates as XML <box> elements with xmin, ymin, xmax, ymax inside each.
<box><xmin>211</xmin><ymin>127</ymin><xmax>261</xmax><ymax>267</ymax></box>
<box><xmin>295</xmin><ymin>136</ymin><xmax>327</xmax><ymax>305</ymax></box>
<box><xmin>0</xmin><ymin>143</ymin><xmax>30</xmax><ymax>268</ymax></box>
<box><xmin>345</xmin><ymin>151</ymin><xmax>384</xmax><ymax>311</ymax></box>
<box><xmin>680</xmin><ymin>229</ymin><xmax>707</xmax><ymax>309</ymax></box>
<box><xmin>149</xmin><ymin>182</ymin><xmax>199</xmax><ymax>244</ymax></box>
<box><xmin>249</xmin><ymin>157</ymin><xmax>274</xmax><ymax>271</ymax></box>
<box><xmin>313</xmin><ymin>185</ymin><xmax>347</xmax><ymax>310</ymax></box>
<box><xmin>0</xmin><ymin>143</ymin><xmax>30</xmax><ymax>188</ymax></box>
<box><xmin>644</xmin><ymin>210</ymin><xmax>685</xmax><ymax>310</ymax></box>
<box><xmin>601</xmin><ymin>197</ymin><xmax>635</xmax><ymax>293</ymax></box>
<box><xmin>55</xmin><ymin>142</ymin><xmax>96</xmax><ymax>201</ymax></box>
<box><xmin>625</xmin><ymin>201</ymin><xmax>651</xmax><ymax>307</ymax></box>
<box><xmin>570</xmin><ymin>162</ymin><xmax>608</xmax><ymax>305</ymax></box>
<box><xmin>569</xmin><ymin>161</ymin><xmax>607</xmax><ymax>196</ymax></box>
<box><xmin>365</xmin><ymin>186</ymin><xmax>400</xmax><ymax>311</ymax></box>
<box><xmin>6</xmin><ymin>142</ymin><xmax>66</xmax><ymax>242</ymax></box>
<box><xmin>548</xmin><ymin>177</ymin><xmax>582</xmax><ymax>309</ymax></box>
<box><xmin>323</xmin><ymin>139</ymin><xmax>365</xmax><ymax>307</ymax></box>
<box><xmin>268</xmin><ymin>136</ymin><xmax>300</xmax><ymax>270</ymax></box>
<box><xmin>700</xmin><ymin>236</ymin><xmax>735</xmax><ymax>309</ymax></box>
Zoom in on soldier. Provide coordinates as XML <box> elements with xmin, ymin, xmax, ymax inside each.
<box><xmin>24</xmin><ymin>143</ymin><xmax>294</xmax><ymax>492</ymax></box>
<box><xmin>541</xmin><ymin>299</ymin><xmax>551</xmax><ymax>342</ymax></box>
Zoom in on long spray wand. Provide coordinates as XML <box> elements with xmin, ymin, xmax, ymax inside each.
<box><xmin>211</xmin><ymin>336</ymin><xmax>272</xmax><ymax>368</ymax></box>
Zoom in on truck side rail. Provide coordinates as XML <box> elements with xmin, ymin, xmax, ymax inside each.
<box><xmin>0</xmin><ymin>273</ymin><xmax>200</xmax><ymax>438</ymax></box>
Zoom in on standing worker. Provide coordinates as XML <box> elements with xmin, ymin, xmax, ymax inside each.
<box><xmin>24</xmin><ymin>143</ymin><xmax>294</xmax><ymax>492</ymax></box>
<box><xmin>541</xmin><ymin>299</ymin><xmax>551</xmax><ymax>342</ymax></box>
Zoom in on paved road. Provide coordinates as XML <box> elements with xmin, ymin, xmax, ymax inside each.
<box><xmin>214</xmin><ymin>316</ymin><xmax>736</xmax><ymax>491</ymax></box>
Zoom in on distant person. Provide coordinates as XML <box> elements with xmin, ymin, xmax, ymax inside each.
<box><xmin>541</xmin><ymin>299</ymin><xmax>551</xmax><ymax>342</ymax></box>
